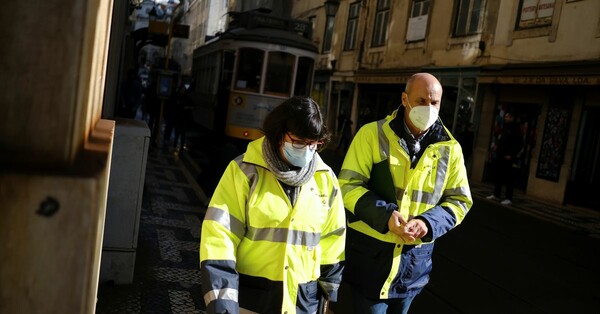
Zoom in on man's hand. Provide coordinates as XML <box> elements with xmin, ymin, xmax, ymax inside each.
<box><xmin>387</xmin><ymin>211</ymin><xmax>406</xmax><ymax>237</ymax></box>
<box><xmin>388</xmin><ymin>211</ymin><xmax>429</xmax><ymax>243</ymax></box>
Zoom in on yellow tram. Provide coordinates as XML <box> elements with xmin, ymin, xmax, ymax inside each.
<box><xmin>191</xmin><ymin>10</ymin><xmax>318</xmax><ymax>140</ymax></box>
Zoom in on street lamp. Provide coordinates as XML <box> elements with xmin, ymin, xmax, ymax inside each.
<box><xmin>324</xmin><ymin>0</ymin><xmax>340</xmax><ymax>17</ymax></box>
<box><xmin>155</xmin><ymin>0</ymin><xmax>182</xmax><ymax>147</ymax></box>
<box><xmin>130</xmin><ymin>0</ymin><xmax>144</xmax><ymax>7</ymax></box>
<box><xmin>322</xmin><ymin>0</ymin><xmax>340</xmax><ymax>53</ymax></box>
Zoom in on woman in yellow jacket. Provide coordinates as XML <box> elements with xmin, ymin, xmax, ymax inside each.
<box><xmin>200</xmin><ymin>96</ymin><xmax>346</xmax><ymax>314</ymax></box>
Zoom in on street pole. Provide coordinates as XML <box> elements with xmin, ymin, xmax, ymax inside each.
<box><xmin>156</xmin><ymin>2</ymin><xmax>180</xmax><ymax>147</ymax></box>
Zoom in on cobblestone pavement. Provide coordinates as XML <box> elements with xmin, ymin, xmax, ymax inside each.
<box><xmin>96</xmin><ymin>145</ymin><xmax>208</xmax><ymax>314</ymax></box>
<box><xmin>469</xmin><ymin>181</ymin><xmax>600</xmax><ymax>239</ymax></box>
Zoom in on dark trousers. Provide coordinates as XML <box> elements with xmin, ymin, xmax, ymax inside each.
<box><xmin>493</xmin><ymin>158</ymin><xmax>517</xmax><ymax>200</ymax></box>
<box><xmin>351</xmin><ymin>287</ymin><xmax>416</xmax><ymax>314</ymax></box>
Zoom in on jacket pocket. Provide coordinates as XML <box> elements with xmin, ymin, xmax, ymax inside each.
<box><xmin>296</xmin><ymin>281</ymin><xmax>319</xmax><ymax>314</ymax></box>
<box><xmin>399</xmin><ymin>243</ymin><xmax>434</xmax><ymax>290</ymax></box>
<box><xmin>239</xmin><ymin>274</ymin><xmax>282</xmax><ymax>313</ymax></box>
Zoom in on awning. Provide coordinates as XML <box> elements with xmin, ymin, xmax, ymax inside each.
<box><xmin>354</xmin><ymin>67</ymin><xmax>419</xmax><ymax>84</ymax></box>
<box><xmin>354</xmin><ymin>66</ymin><xmax>480</xmax><ymax>84</ymax></box>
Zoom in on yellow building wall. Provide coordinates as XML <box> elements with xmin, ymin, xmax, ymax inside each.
<box><xmin>492</xmin><ymin>0</ymin><xmax>600</xmax><ymax>63</ymax></box>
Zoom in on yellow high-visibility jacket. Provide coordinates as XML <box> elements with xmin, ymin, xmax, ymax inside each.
<box><xmin>339</xmin><ymin>109</ymin><xmax>472</xmax><ymax>299</ymax></box>
<box><xmin>200</xmin><ymin>137</ymin><xmax>346</xmax><ymax>314</ymax></box>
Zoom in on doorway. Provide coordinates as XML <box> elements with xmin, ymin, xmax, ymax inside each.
<box><xmin>357</xmin><ymin>84</ymin><xmax>402</xmax><ymax>128</ymax></box>
<box><xmin>484</xmin><ymin>103</ymin><xmax>541</xmax><ymax>191</ymax></box>
<box><xmin>565</xmin><ymin>107</ymin><xmax>600</xmax><ymax>209</ymax></box>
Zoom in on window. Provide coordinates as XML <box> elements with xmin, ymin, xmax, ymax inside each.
<box><xmin>371</xmin><ymin>0</ymin><xmax>390</xmax><ymax>47</ymax></box>
<box><xmin>234</xmin><ymin>48</ymin><xmax>264</xmax><ymax>93</ymax></box>
<box><xmin>453</xmin><ymin>0</ymin><xmax>485</xmax><ymax>36</ymax></box>
<box><xmin>516</xmin><ymin>0</ymin><xmax>555</xmax><ymax>29</ymax></box>
<box><xmin>194</xmin><ymin>51</ymin><xmax>219</xmax><ymax>94</ymax></box>
<box><xmin>264</xmin><ymin>51</ymin><xmax>295</xmax><ymax>96</ymax></box>
<box><xmin>294</xmin><ymin>57</ymin><xmax>315</xmax><ymax>96</ymax></box>
<box><xmin>406</xmin><ymin>0</ymin><xmax>430</xmax><ymax>42</ymax></box>
<box><xmin>344</xmin><ymin>2</ymin><xmax>361</xmax><ymax>51</ymax></box>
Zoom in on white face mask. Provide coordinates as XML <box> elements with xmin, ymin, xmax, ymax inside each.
<box><xmin>282</xmin><ymin>142</ymin><xmax>315</xmax><ymax>168</ymax></box>
<box><xmin>406</xmin><ymin>99</ymin><xmax>439</xmax><ymax>131</ymax></box>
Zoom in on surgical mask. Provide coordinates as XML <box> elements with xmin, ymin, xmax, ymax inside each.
<box><xmin>283</xmin><ymin>142</ymin><xmax>315</xmax><ymax>168</ymax></box>
<box><xmin>406</xmin><ymin>99</ymin><xmax>439</xmax><ymax>131</ymax></box>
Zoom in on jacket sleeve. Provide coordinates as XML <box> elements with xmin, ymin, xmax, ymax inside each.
<box><xmin>338</xmin><ymin>124</ymin><xmax>398</xmax><ymax>234</ymax></box>
<box><xmin>317</xmin><ymin>170</ymin><xmax>347</xmax><ymax>302</ymax></box>
<box><xmin>508</xmin><ymin>126</ymin><xmax>524</xmax><ymax>159</ymax></box>
<box><xmin>200</xmin><ymin>159</ymin><xmax>250</xmax><ymax>314</ymax></box>
<box><xmin>418</xmin><ymin>143</ymin><xmax>473</xmax><ymax>241</ymax></box>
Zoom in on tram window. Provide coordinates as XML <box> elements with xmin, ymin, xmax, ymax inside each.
<box><xmin>235</xmin><ymin>48</ymin><xmax>264</xmax><ymax>92</ymax></box>
<box><xmin>197</xmin><ymin>52</ymin><xmax>219</xmax><ymax>94</ymax></box>
<box><xmin>294</xmin><ymin>57</ymin><xmax>315</xmax><ymax>97</ymax></box>
<box><xmin>265</xmin><ymin>51</ymin><xmax>295</xmax><ymax>96</ymax></box>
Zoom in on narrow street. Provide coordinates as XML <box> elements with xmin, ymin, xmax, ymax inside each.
<box><xmin>97</xmin><ymin>132</ymin><xmax>600</xmax><ymax>313</ymax></box>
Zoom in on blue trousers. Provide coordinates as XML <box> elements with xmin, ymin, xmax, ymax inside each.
<box><xmin>352</xmin><ymin>288</ymin><xmax>417</xmax><ymax>314</ymax></box>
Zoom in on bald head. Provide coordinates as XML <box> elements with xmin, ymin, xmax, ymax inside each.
<box><xmin>402</xmin><ymin>73</ymin><xmax>443</xmax><ymax>135</ymax></box>
<box><xmin>405</xmin><ymin>73</ymin><xmax>442</xmax><ymax>94</ymax></box>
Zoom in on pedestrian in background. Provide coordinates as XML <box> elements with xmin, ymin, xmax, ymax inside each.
<box><xmin>119</xmin><ymin>69</ymin><xmax>142</xmax><ymax>119</ymax></box>
<box><xmin>337</xmin><ymin>73</ymin><xmax>473</xmax><ymax>314</ymax></box>
<box><xmin>200</xmin><ymin>96</ymin><xmax>346</xmax><ymax>314</ymax></box>
<box><xmin>173</xmin><ymin>84</ymin><xmax>194</xmax><ymax>150</ymax></box>
<box><xmin>145</xmin><ymin>78</ymin><xmax>161</xmax><ymax>143</ymax></box>
<box><xmin>336</xmin><ymin>114</ymin><xmax>353</xmax><ymax>154</ymax></box>
<box><xmin>162</xmin><ymin>96</ymin><xmax>177</xmax><ymax>148</ymax></box>
<box><xmin>487</xmin><ymin>111</ymin><xmax>523</xmax><ymax>205</ymax></box>
<box><xmin>459</xmin><ymin>121</ymin><xmax>475</xmax><ymax>174</ymax></box>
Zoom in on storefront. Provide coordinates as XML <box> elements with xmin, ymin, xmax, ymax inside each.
<box><xmin>342</xmin><ymin>67</ymin><xmax>480</xmax><ymax>173</ymax></box>
<box><xmin>474</xmin><ymin>62</ymin><xmax>600</xmax><ymax>208</ymax></box>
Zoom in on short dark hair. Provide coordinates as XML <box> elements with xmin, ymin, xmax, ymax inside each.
<box><xmin>262</xmin><ymin>96</ymin><xmax>331</xmax><ymax>152</ymax></box>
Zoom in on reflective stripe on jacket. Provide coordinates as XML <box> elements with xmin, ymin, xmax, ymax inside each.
<box><xmin>338</xmin><ymin>109</ymin><xmax>472</xmax><ymax>299</ymax></box>
<box><xmin>200</xmin><ymin>137</ymin><xmax>346</xmax><ymax>314</ymax></box>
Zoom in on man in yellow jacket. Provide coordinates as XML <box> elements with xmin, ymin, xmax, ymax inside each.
<box><xmin>338</xmin><ymin>73</ymin><xmax>473</xmax><ymax>314</ymax></box>
<box><xmin>200</xmin><ymin>97</ymin><xmax>346</xmax><ymax>314</ymax></box>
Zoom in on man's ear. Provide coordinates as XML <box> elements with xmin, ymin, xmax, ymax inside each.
<box><xmin>401</xmin><ymin>92</ymin><xmax>408</xmax><ymax>107</ymax></box>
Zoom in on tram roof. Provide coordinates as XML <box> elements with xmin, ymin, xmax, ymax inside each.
<box><xmin>214</xmin><ymin>26</ymin><xmax>319</xmax><ymax>53</ymax></box>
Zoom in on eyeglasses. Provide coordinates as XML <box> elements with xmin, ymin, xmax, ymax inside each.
<box><xmin>287</xmin><ymin>134</ymin><xmax>323</xmax><ymax>150</ymax></box>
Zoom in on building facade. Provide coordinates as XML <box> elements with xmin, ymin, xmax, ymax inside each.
<box><xmin>175</xmin><ymin>0</ymin><xmax>599</xmax><ymax>208</ymax></box>
<box><xmin>291</xmin><ymin>0</ymin><xmax>600</xmax><ymax>208</ymax></box>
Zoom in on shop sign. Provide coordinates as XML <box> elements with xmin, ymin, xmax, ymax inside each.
<box><xmin>480</xmin><ymin>75</ymin><xmax>600</xmax><ymax>85</ymax></box>
<box><xmin>354</xmin><ymin>75</ymin><xmax>411</xmax><ymax>84</ymax></box>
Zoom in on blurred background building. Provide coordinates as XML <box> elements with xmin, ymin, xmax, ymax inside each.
<box><xmin>122</xmin><ymin>0</ymin><xmax>598</xmax><ymax>209</ymax></box>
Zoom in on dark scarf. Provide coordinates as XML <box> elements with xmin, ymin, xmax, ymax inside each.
<box><xmin>261</xmin><ymin>138</ymin><xmax>317</xmax><ymax>187</ymax></box>
<box><xmin>390</xmin><ymin>108</ymin><xmax>450</xmax><ymax>168</ymax></box>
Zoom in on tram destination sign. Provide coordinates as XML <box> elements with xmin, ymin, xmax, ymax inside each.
<box><xmin>234</xmin><ymin>11</ymin><xmax>312</xmax><ymax>39</ymax></box>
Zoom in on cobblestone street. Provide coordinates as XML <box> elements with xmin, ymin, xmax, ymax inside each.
<box><xmin>96</xmin><ymin>146</ymin><xmax>207</xmax><ymax>314</ymax></box>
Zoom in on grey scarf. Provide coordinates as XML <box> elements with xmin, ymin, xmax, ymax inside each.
<box><xmin>262</xmin><ymin>138</ymin><xmax>317</xmax><ymax>187</ymax></box>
